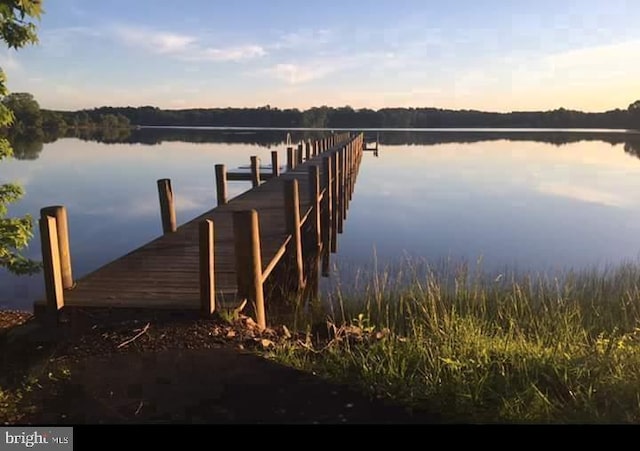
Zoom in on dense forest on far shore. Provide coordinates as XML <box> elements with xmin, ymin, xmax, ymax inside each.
<box><xmin>58</xmin><ymin>100</ymin><xmax>640</xmax><ymax>130</ymax></box>
<box><xmin>3</xmin><ymin>92</ymin><xmax>640</xmax><ymax>131</ymax></box>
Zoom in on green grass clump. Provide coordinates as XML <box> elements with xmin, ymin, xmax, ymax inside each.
<box><xmin>267</xmin><ymin>261</ymin><xmax>640</xmax><ymax>423</ymax></box>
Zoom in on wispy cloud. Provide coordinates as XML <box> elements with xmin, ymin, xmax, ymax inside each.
<box><xmin>112</xmin><ymin>25</ymin><xmax>266</xmax><ymax>62</ymax></box>
<box><xmin>184</xmin><ymin>45</ymin><xmax>265</xmax><ymax>62</ymax></box>
<box><xmin>40</xmin><ymin>26</ymin><xmax>103</xmax><ymax>55</ymax></box>
<box><xmin>114</xmin><ymin>26</ymin><xmax>196</xmax><ymax>54</ymax></box>
<box><xmin>271</xmin><ymin>29</ymin><xmax>333</xmax><ymax>50</ymax></box>
<box><xmin>262</xmin><ymin>51</ymin><xmax>385</xmax><ymax>85</ymax></box>
<box><xmin>266</xmin><ymin>63</ymin><xmax>333</xmax><ymax>84</ymax></box>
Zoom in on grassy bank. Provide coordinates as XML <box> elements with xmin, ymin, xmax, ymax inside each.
<box><xmin>266</xmin><ymin>261</ymin><xmax>640</xmax><ymax>423</ymax></box>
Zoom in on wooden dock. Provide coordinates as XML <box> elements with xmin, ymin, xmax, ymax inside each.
<box><xmin>36</xmin><ymin>133</ymin><xmax>364</xmax><ymax>327</ymax></box>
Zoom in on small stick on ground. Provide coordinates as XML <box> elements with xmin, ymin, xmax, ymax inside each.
<box><xmin>117</xmin><ymin>323</ymin><xmax>150</xmax><ymax>349</ymax></box>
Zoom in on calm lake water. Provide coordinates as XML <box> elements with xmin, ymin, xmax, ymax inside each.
<box><xmin>3</xmin><ymin>128</ymin><xmax>640</xmax><ymax>309</ymax></box>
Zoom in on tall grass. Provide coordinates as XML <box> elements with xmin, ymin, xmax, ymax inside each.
<box><xmin>267</xmin><ymin>259</ymin><xmax>640</xmax><ymax>423</ymax></box>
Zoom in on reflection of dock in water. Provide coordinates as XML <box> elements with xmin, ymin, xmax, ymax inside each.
<box><xmin>363</xmin><ymin>132</ymin><xmax>379</xmax><ymax>157</ymax></box>
<box><xmin>36</xmin><ymin>133</ymin><xmax>365</xmax><ymax>328</ymax></box>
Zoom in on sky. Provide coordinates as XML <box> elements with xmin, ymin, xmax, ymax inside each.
<box><xmin>2</xmin><ymin>0</ymin><xmax>640</xmax><ymax>112</ymax></box>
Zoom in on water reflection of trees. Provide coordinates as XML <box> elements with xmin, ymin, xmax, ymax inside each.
<box><xmin>67</xmin><ymin>127</ymin><xmax>133</xmax><ymax>144</ymax></box>
<box><xmin>623</xmin><ymin>138</ymin><xmax>640</xmax><ymax>158</ymax></box>
<box><xmin>9</xmin><ymin>128</ymin><xmax>58</xmax><ymax>160</ymax></box>
<box><xmin>11</xmin><ymin>128</ymin><xmax>640</xmax><ymax>162</ymax></box>
<box><xmin>373</xmin><ymin>131</ymin><xmax>635</xmax><ymax>147</ymax></box>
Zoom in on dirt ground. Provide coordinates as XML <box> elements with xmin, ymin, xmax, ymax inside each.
<box><xmin>0</xmin><ymin>310</ymin><xmax>433</xmax><ymax>424</ymax></box>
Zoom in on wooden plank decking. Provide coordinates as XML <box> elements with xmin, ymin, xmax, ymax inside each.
<box><xmin>40</xmin><ymin>133</ymin><xmax>363</xmax><ymax>313</ymax></box>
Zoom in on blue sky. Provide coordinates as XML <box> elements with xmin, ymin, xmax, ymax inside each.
<box><xmin>3</xmin><ymin>0</ymin><xmax>640</xmax><ymax>111</ymax></box>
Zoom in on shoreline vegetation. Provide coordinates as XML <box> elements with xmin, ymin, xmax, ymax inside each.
<box><xmin>2</xmin><ymin>260</ymin><xmax>640</xmax><ymax>423</ymax></box>
<box><xmin>264</xmin><ymin>261</ymin><xmax>640</xmax><ymax>423</ymax></box>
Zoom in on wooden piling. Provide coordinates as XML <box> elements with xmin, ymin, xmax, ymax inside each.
<box><xmin>305</xmin><ymin>141</ymin><xmax>311</xmax><ymax>160</ymax></box>
<box><xmin>337</xmin><ymin>148</ymin><xmax>344</xmax><ymax>234</ymax></box>
<box><xmin>199</xmin><ymin>219</ymin><xmax>215</xmax><ymax>316</ymax></box>
<box><xmin>321</xmin><ymin>156</ymin><xmax>332</xmax><ymax>276</ymax></box>
<box><xmin>330</xmin><ymin>152</ymin><xmax>338</xmax><ymax>253</ymax></box>
<box><xmin>215</xmin><ymin>164</ymin><xmax>228</xmax><ymax>206</ymax></box>
<box><xmin>250</xmin><ymin>156</ymin><xmax>260</xmax><ymax>188</ymax></box>
<box><xmin>297</xmin><ymin>143</ymin><xmax>303</xmax><ymax>165</ymax></box>
<box><xmin>350</xmin><ymin>141</ymin><xmax>355</xmax><ymax>200</ymax></box>
<box><xmin>284</xmin><ymin>179</ymin><xmax>304</xmax><ymax>291</ymax></box>
<box><xmin>287</xmin><ymin>146</ymin><xmax>295</xmax><ymax>171</ymax></box>
<box><xmin>40</xmin><ymin>206</ymin><xmax>73</xmax><ymax>289</ymax></box>
<box><xmin>39</xmin><ymin>214</ymin><xmax>64</xmax><ymax>319</ymax></box>
<box><xmin>309</xmin><ymin>165</ymin><xmax>321</xmax><ymax>251</ymax></box>
<box><xmin>341</xmin><ymin>145</ymin><xmax>347</xmax><ymax>221</ymax></box>
<box><xmin>157</xmin><ymin>178</ymin><xmax>177</xmax><ymax>234</ymax></box>
<box><xmin>271</xmin><ymin>150</ymin><xmax>279</xmax><ymax>177</ymax></box>
<box><xmin>233</xmin><ymin>210</ymin><xmax>266</xmax><ymax>329</ymax></box>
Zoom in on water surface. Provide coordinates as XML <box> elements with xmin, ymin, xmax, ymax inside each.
<box><xmin>3</xmin><ymin>129</ymin><xmax>640</xmax><ymax>309</ymax></box>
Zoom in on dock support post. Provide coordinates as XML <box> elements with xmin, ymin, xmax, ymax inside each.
<box><xmin>341</xmin><ymin>145</ymin><xmax>348</xmax><ymax>221</ymax></box>
<box><xmin>305</xmin><ymin>141</ymin><xmax>311</xmax><ymax>160</ymax></box>
<box><xmin>284</xmin><ymin>179</ymin><xmax>304</xmax><ymax>291</ymax></box>
<box><xmin>337</xmin><ymin>147</ymin><xmax>344</xmax><ymax>233</ymax></box>
<box><xmin>40</xmin><ymin>206</ymin><xmax>73</xmax><ymax>289</ymax></box>
<box><xmin>39</xmin><ymin>213</ymin><xmax>64</xmax><ymax>322</ymax></box>
<box><xmin>157</xmin><ymin>178</ymin><xmax>177</xmax><ymax>234</ymax></box>
<box><xmin>233</xmin><ymin>210</ymin><xmax>266</xmax><ymax>329</ymax></box>
<box><xmin>330</xmin><ymin>152</ymin><xmax>338</xmax><ymax>253</ymax></box>
<box><xmin>309</xmin><ymin>165</ymin><xmax>321</xmax><ymax>252</ymax></box>
<box><xmin>297</xmin><ymin>143</ymin><xmax>304</xmax><ymax>165</ymax></box>
<box><xmin>199</xmin><ymin>219</ymin><xmax>215</xmax><ymax>316</ymax></box>
<box><xmin>287</xmin><ymin>146</ymin><xmax>295</xmax><ymax>171</ymax></box>
<box><xmin>322</xmin><ymin>155</ymin><xmax>332</xmax><ymax>261</ymax></box>
<box><xmin>215</xmin><ymin>164</ymin><xmax>228</xmax><ymax>206</ymax></box>
<box><xmin>271</xmin><ymin>151</ymin><xmax>279</xmax><ymax>177</ymax></box>
<box><xmin>250</xmin><ymin>156</ymin><xmax>260</xmax><ymax>188</ymax></box>
<box><xmin>349</xmin><ymin>141</ymin><xmax>354</xmax><ymax>201</ymax></box>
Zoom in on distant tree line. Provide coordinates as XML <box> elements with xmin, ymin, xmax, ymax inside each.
<box><xmin>3</xmin><ymin>92</ymin><xmax>640</xmax><ymax>132</ymax></box>
<box><xmin>72</xmin><ymin>102</ymin><xmax>640</xmax><ymax>129</ymax></box>
<box><xmin>0</xmin><ymin>92</ymin><xmax>131</xmax><ymax>135</ymax></box>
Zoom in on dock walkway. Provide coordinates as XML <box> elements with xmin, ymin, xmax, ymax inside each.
<box><xmin>37</xmin><ymin>133</ymin><xmax>364</xmax><ymax>327</ymax></box>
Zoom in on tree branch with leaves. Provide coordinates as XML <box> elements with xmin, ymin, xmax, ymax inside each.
<box><xmin>0</xmin><ymin>0</ymin><xmax>42</xmax><ymax>274</ymax></box>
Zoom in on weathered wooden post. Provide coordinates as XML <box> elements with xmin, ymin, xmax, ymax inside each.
<box><xmin>305</xmin><ymin>141</ymin><xmax>311</xmax><ymax>160</ymax></box>
<box><xmin>284</xmin><ymin>179</ymin><xmax>304</xmax><ymax>291</ymax></box>
<box><xmin>215</xmin><ymin>164</ymin><xmax>228</xmax><ymax>206</ymax></box>
<box><xmin>337</xmin><ymin>148</ymin><xmax>344</xmax><ymax>233</ymax></box>
<box><xmin>157</xmin><ymin>178</ymin><xmax>177</xmax><ymax>234</ymax></box>
<box><xmin>309</xmin><ymin>165</ymin><xmax>321</xmax><ymax>252</ymax></box>
<box><xmin>40</xmin><ymin>206</ymin><xmax>73</xmax><ymax>289</ymax></box>
<box><xmin>330</xmin><ymin>152</ymin><xmax>338</xmax><ymax>253</ymax></box>
<box><xmin>297</xmin><ymin>143</ymin><xmax>303</xmax><ymax>165</ymax></box>
<box><xmin>287</xmin><ymin>146</ymin><xmax>295</xmax><ymax>171</ymax></box>
<box><xmin>341</xmin><ymin>145</ymin><xmax>347</xmax><ymax>221</ymax></box>
<box><xmin>271</xmin><ymin>150</ymin><xmax>280</xmax><ymax>177</ymax></box>
<box><xmin>39</xmin><ymin>213</ymin><xmax>64</xmax><ymax>321</ymax></box>
<box><xmin>233</xmin><ymin>210</ymin><xmax>266</xmax><ymax>329</ymax></box>
<box><xmin>199</xmin><ymin>219</ymin><xmax>215</xmax><ymax>316</ymax></box>
<box><xmin>349</xmin><ymin>141</ymin><xmax>354</xmax><ymax>201</ymax></box>
<box><xmin>250</xmin><ymin>156</ymin><xmax>260</xmax><ymax>188</ymax></box>
<box><xmin>345</xmin><ymin>142</ymin><xmax>351</xmax><ymax>204</ymax></box>
<box><xmin>321</xmin><ymin>155</ymin><xmax>332</xmax><ymax>276</ymax></box>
